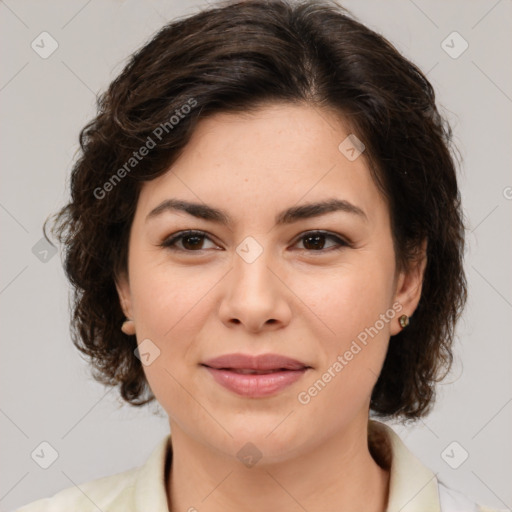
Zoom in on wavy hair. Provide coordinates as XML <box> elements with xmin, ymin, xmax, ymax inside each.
<box><xmin>45</xmin><ymin>0</ymin><xmax>467</xmax><ymax>419</ymax></box>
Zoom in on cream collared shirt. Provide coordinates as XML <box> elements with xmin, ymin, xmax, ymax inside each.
<box><xmin>15</xmin><ymin>420</ymin><xmax>501</xmax><ymax>512</ymax></box>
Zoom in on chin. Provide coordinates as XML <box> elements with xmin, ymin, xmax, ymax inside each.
<box><xmin>215</xmin><ymin>420</ymin><xmax>307</xmax><ymax>462</ymax></box>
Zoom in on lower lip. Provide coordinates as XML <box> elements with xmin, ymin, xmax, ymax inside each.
<box><xmin>203</xmin><ymin>366</ymin><xmax>308</xmax><ymax>397</ymax></box>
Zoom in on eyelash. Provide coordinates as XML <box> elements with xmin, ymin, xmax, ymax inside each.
<box><xmin>159</xmin><ymin>229</ymin><xmax>351</xmax><ymax>254</ymax></box>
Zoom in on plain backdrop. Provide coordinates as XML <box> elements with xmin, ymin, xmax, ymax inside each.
<box><xmin>1</xmin><ymin>0</ymin><xmax>511</xmax><ymax>510</ymax></box>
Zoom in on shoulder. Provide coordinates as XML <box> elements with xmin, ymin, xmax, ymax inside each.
<box><xmin>438</xmin><ymin>482</ymin><xmax>506</xmax><ymax>512</ymax></box>
<box><xmin>13</xmin><ymin>434</ymin><xmax>171</xmax><ymax>512</ymax></box>
<box><xmin>368</xmin><ymin>421</ymin><xmax>505</xmax><ymax>512</ymax></box>
<box><xmin>13</xmin><ymin>466</ymin><xmax>139</xmax><ymax>511</ymax></box>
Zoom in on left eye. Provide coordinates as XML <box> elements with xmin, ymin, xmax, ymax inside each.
<box><xmin>160</xmin><ymin>230</ymin><xmax>349</xmax><ymax>253</ymax></box>
<box><xmin>295</xmin><ymin>231</ymin><xmax>349</xmax><ymax>251</ymax></box>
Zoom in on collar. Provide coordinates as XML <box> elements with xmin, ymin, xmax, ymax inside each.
<box><xmin>368</xmin><ymin>420</ymin><xmax>440</xmax><ymax>512</ymax></box>
<box><xmin>110</xmin><ymin>420</ymin><xmax>440</xmax><ymax>512</ymax></box>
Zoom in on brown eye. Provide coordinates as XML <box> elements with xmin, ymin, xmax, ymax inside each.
<box><xmin>295</xmin><ymin>231</ymin><xmax>350</xmax><ymax>252</ymax></box>
<box><xmin>160</xmin><ymin>229</ymin><xmax>350</xmax><ymax>254</ymax></box>
<box><xmin>161</xmin><ymin>230</ymin><xmax>218</xmax><ymax>251</ymax></box>
<box><xmin>180</xmin><ymin>234</ymin><xmax>206</xmax><ymax>250</ymax></box>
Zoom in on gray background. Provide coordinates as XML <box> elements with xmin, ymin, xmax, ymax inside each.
<box><xmin>1</xmin><ymin>0</ymin><xmax>511</xmax><ymax>510</ymax></box>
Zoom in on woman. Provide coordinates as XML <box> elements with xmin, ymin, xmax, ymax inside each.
<box><xmin>15</xmin><ymin>0</ymin><xmax>501</xmax><ymax>510</ymax></box>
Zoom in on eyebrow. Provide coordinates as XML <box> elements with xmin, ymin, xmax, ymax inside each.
<box><xmin>146</xmin><ymin>197</ymin><xmax>367</xmax><ymax>226</ymax></box>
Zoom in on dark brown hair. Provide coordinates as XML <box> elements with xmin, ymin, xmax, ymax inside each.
<box><xmin>45</xmin><ymin>0</ymin><xmax>466</xmax><ymax>420</ymax></box>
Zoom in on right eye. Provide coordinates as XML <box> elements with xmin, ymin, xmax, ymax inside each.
<box><xmin>160</xmin><ymin>230</ymin><xmax>220</xmax><ymax>252</ymax></box>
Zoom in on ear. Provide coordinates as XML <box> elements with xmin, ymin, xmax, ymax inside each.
<box><xmin>115</xmin><ymin>270</ymin><xmax>133</xmax><ymax>320</ymax></box>
<box><xmin>390</xmin><ymin>239</ymin><xmax>428</xmax><ymax>336</ymax></box>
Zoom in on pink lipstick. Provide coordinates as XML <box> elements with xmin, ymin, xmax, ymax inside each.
<box><xmin>201</xmin><ymin>353</ymin><xmax>311</xmax><ymax>398</ymax></box>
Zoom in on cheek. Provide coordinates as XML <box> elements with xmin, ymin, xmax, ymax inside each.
<box><xmin>130</xmin><ymin>259</ymin><xmax>215</xmax><ymax>339</ymax></box>
<box><xmin>295</xmin><ymin>260</ymin><xmax>396</xmax><ymax>344</ymax></box>
<box><xmin>292</xmin><ymin>259</ymin><xmax>395</xmax><ymax>403</ymax></box>
<box><xmin>128</xmin><ymin>262</ymin><xmax>220</xmax><ymax>402</ymax></box>
<box><xmin>129</xmin><ymin>267</ymin><xmax>208</xmax><ymax>423</ymax></box>
<box><xmin>294</xmin><ymin>277</ymin><xmax>393</xmax><ymax>430</ymax></box>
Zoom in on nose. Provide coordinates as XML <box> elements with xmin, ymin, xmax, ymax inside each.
<box><xmin>218</xmin><ymin>246</ymin><xmax>292</xmax><ymax>333</ymax></box>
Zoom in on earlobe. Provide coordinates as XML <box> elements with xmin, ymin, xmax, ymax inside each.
<box><xmin>121</xmin><ymin>319</ymin><xmax>136</xmax><ymax>336</ymax></box>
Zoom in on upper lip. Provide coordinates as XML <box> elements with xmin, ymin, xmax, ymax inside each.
<box><xmin>202</xmin><ymin>353</ymin><xmax>310</xmax><ymax>371</ymax></box>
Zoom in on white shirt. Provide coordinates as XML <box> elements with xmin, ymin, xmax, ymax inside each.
<box><xmin>15</xmin><ymin>420</ymin><xmax>502</xmax><ymax>511</ymax></box>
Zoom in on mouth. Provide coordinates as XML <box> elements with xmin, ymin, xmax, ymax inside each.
<box><xmin>200</xmin><ymin>353</ymin><xmax>311</xmax><ymax>397</ymax></box>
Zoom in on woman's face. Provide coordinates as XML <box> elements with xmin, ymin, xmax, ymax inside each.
<box><xmin>116</xmin><ymin>103</ymin><xmax>423</xmax><ymax>462</ymax></box>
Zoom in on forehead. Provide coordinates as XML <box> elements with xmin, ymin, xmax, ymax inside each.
<box><xmin>135</xmin><ymin>103</ymin><xmax>388</xmax><ymax>227</ymax></box>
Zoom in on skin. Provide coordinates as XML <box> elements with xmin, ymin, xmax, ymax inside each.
<box><xmin>116</xmin><ymin>103</ymin><xmax>426</xmax><ymax>512</ymax></box>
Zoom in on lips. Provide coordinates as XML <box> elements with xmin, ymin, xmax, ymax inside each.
<box><xmin>201</xmin><ymin>353</ymin><xmax>311</xmax><ymax>398</ymax></box>
<box><xmin>201</xmin><ymin>353</ymin><xmax>310</xmax><ymax>372</ymax></box>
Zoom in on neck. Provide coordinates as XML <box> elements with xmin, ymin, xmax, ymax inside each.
<box><xmin>166</xmin><ymin>418</ymin><xmax>390</xmax><ymax>512</ymax></box>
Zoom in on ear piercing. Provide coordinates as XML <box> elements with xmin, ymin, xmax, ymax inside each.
<box><xmin>398</xmin><ymin>314</ymin><xmax>409</xmax><ymax>329</ymax></box>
